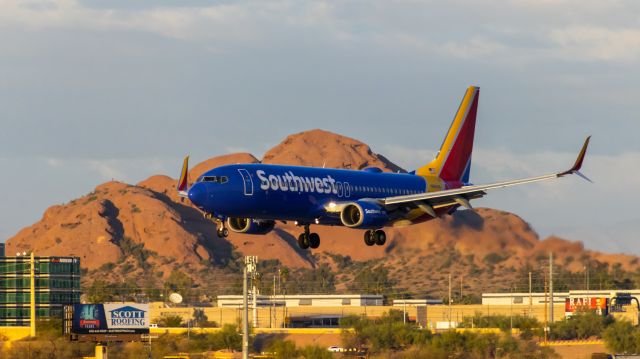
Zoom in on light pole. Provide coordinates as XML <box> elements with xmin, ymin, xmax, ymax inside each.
<box><xmin>448</xmin><ymin>273</ymin><xmax>452</xmax><ymax>327</ymax></box>
<box><xmin>243</xmin><ymin>256</ymin><xmax>257</xmax><ymax>359</ymax></box>
<box><xmin>549</xmin><ymin>252</ymin><xmax>554</xmax><ymax>323</ymax></box>
<box><xmin>528</xmin><ymin>271</ymin><xmax>532</xmax><ymax>317</ymax></box>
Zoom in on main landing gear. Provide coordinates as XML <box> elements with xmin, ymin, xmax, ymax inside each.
<box><xmin>364</xmin><ymin>229</ymin><xmax>386</xmax><ymax>246</ymax></box>
<box><xmin>297</xmin><ymin>225</ymin><xmax>320</xmax><ymax>250</ymax></box>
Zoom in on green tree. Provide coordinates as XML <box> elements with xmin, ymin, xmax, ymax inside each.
<box><xmin>85</xmin><ymin>279</ymin><xmax>115</xmax><ymax>303</ymax></box>
<box><xmin>267</xmin><ymin>339</ymin><xmax>298</xmax><ymax>359</ymax></box>
<box><xmin>549</xmin><ymin>310</ymin><xmax>610</xmax><ymax>340</ymax></box>
<box><xmin>340</xmin><ymin>310</ymin><xmax>431</xmax><ymax>352</ymax></box>
<box><xmin>156</xmin><ymin>315</ymin><xmax>183</xmax><ymax>327</ymax></box>
<box><xmin>218</xmin><ymin>324</ymin><xmax>242</xmax><ymax>351</ymax></box>
<box><xmin>192</xmin><ymin>308</ymin><xmax>208</xmax><ymax>327</ymax></box>
<box><xmin>164</xmin><ymin>270</ymin><xmax>193</xmax><ymax>302</ymax></box>
<box><xmin>603</xmin><ymin>320</ymin><xmax>640</xmax><ymax>354</ymax></box>
<box><xmin>459</xmin><ymin>313</ymin><xmax>541</xmax><ymax>338</ymax></box>
<box><xmin>284</xmin><ymin>265</ymin><xmax>336</xmax><ymax>294</ymax></box>
<box><xmin>299</xmin><ymin>344</ymin><xmax>333</xmax><ymax>359</ymax></box>
<box><xmin>348</xmin><ymin>265</ymin><xmax>395</xmax><ymax>294</ymax></box>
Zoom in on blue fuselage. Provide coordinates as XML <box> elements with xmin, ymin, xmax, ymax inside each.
<box><xmin>187</xmin><ymin>164</ymin><xmax>428</xmax><ymax>226</ymax></box>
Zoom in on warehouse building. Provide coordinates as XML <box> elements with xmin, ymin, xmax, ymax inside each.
<box><xmin>216</xmin><ymin>294</ymin><xmax>384</xmax><ymax>308</ymax></box>
<box><xmin>0</xmin><ymin>255</ymin><xmax>81</xmax><ymax>326</ymax></box>
<box><xmin>482</xmin><ymin>292</ymin><xmax>568</xmax><ymax>305</ymax></box>
<box><xmin>482</xmin><ymin>290</ymin><xmax>640</xmax><ymax>307</ymax></box>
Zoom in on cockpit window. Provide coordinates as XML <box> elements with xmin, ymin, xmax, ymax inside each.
<box><xmin>199</xmin><ymin>176</ymin><xmax>228</xmax><ymax>184</ymax></box>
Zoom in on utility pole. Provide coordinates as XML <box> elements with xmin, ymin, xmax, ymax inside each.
<box><xmin>549</xmin><ymin>252</ymin><xmax>554</xmax><ymax>323</ymax></box>
<box><xmin>586</xmin><ymin>264</ymin><xmax>590</xmax><ymax>291</ymax></box>
<box><xmin>252</xmin><ymin>280</ymin><xmax>258</xmax><ymax>328</ymax></box>
<box><xmin>30</xmin><ymin>252</ymin><xmax>36</xmax><ymax>338</ymax></box>
<box><xmin>528</xmin><ymin>272</ymin><xmax>532</xmax><ymax>317</ymax></box>
<box><xmin>403</xmin><ymin>294</ymin><xmax>406</xmax><ymax>325</ymax></box>
<box><xmin>243</xmin><ymin>256</ymin><xmax>258</xmax><ymax>359</ymax></box>
<box><xmin>242</xmin><ymin>264</ymin><xmax>249</xmax><ymax>359</ymax></box>
<box><xmin>448</xmin><ymin>273</ymin><xmax>452</xmax><ymax>327</ymax></box>
<box><xmin>272</xmin><ymin>275</ymin><xmax>276</xmax><ymax>328</ymax></box>
<box><xmin>510</xmin><ymin>285</ymin><xmax>513</xmax><ymax>332</ymax></box>
<box><xmin>544</xmin><ymin>275</ymin><xmax>548</xmax><ymax>343</ymax></box>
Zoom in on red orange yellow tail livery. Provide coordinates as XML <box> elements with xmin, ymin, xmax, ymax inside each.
<box><xmin>177</xmin><ymin>156</ymin><xmax>189</xmax><ymax>194</ymax></box>
<box><xmin>416</xmin><ymin>86</ymin><xmax>479</xmax><ymax>185</ymax></box>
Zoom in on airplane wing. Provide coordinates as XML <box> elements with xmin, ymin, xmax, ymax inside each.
<box><xmin>380</xmin><ymin>136</ymin><xmax>591</xmax><ymax>216</ymax></box>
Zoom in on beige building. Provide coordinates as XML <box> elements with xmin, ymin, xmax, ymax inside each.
<box><xmin>482</xmin><ymin>292</ymin><xmax>568</xmax><ymax>306</ymax></box>
<box><xmin>483</xmin><ymin>289</ymin><xmax>640</xmax><ymax>307</ymax></box>
<box><xmin>216</xmin><ymin>294</ymin><xmax>384</xmax><ymax>308</ymax></box>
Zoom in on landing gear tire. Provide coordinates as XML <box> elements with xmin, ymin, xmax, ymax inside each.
<box><xmin>298</xmin><ymin>233</ymin><xmax>310</xmax><ymax>249</ymax></box>
<box><xmin>308</xmin><ymin>233</ymin><xmax>320</xmax><ymax>249</ymax></box>
<box><xmin>217</xmin><ymin>228</ymin><xmax>229</xmax><ymax>238</ymax></box>
<box><xmin>364</xmin><ymin>230</ymin><xmax>376</xmax><ymax>246</ymax></box>
<box><xmin>374</xmin><ymin>230</ymin><xmax>386</xmax><ymax>246</ymax></box>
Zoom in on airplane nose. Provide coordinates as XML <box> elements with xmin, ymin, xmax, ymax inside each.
<box><xmin>188</xmin><ymin>183</ymin><xmax>208</xmax><ymax>207</ymax></box>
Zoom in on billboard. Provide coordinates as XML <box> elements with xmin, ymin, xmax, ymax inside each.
<box><xmin>71</xmin><ymin>303</ymin><xmax>149</xmax><ymax>334</ymax></box>
<box><xmin>565</xmin><ymin>297</ymin><xmax>608</xmax><ymax>315</ymax></box>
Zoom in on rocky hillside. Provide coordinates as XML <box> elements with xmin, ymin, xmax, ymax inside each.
<box><xmin>5</xmin><ymin>130</ymin><xmax>638</xmax><ymax>298</ymax></box>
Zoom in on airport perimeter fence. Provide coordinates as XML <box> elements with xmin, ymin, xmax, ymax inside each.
<box><xmin>82</xmin><ymin>266</ymin><xmax>638</xmax><ymax>306</ymax></box>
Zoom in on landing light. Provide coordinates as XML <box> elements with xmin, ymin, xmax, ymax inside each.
<box><xmin>328</xmin><ymin>202</ymin><xmax>336</xmax><ymax>209</ymax></box>
<box><xmin>315</xmin><ymin>218</ymin><xmax>320</xmax><ymax>224</ymax></box>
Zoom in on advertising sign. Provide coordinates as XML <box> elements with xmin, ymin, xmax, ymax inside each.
<box><xmin>71</xmin><ymin>303</ymin><xmax>149</xmax><ymax>334</ymax></box>
<box><xmin>565</xmin><ymin>297</ymin><xmax>608</xmax><ymax>315</ymax></box>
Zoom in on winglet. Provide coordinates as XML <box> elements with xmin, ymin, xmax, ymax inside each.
<box><xmin>559</xmin><ymin>136</ymin><xmax>591</xmax><ymax>181</ymax></box>
<box><xmin>177</xmin><ymin>155</ymin><xmax>189</xmax><ymax>196</ymax></box>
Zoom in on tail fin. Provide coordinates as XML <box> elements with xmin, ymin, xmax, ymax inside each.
<box><xmin>177</xmin><ymin>155</ymin><xmax>189</xmax><ymax>196</ymax></box>
<box><xmin>416</xmin><ymin>86</ymin><xmax>479</xmax><ymax>183</ymax></box>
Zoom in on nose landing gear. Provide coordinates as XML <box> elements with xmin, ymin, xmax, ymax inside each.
<box><xmin>208</xmin><ymin>216</ymin><xmax>228</xmax><ymax>238</ymax></box>
<box><xmin>364</xmin><ymin>229</ymin><xmax>386</xmax><ymax>246</ymax></box>
<box><xmin>203</xmin><ymin>213</ymin><xmax>230</xmax><ymax>238</ymax></box>
<box><xmin>297</xmin><ymin>225</ymin><xmax>320</xmax><ymax>249</ymax></box>
<box><xmin>217</xmin><ymin>226</ymin><xmax>229</xmax><ymax>238</ymax></box>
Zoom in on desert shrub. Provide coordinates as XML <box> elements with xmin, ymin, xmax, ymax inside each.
<box><xmin>266</xmin><ymin>339</ymin><xmax>298</xmax><ymax>359</ymax></box>
<box><xmin>483</xmin><ymin>252</ymin><xmax>507</xmax><ymax>265</ymax></box>
<box><xmin>549</xmin><ymin>310</ymin><xmax>611</xmax><ymax>340</ymax></box>
<box><xmin>603</xmin><ymin>320</ymin><xmax>640</xmax><ymax>354</ymax></box>
<box><xmin>459</xmin><ymin>313</ymin><xmax>540</xmax><ymax>336</ymax></box>
<box><xmin>340</xmin><ymin>310</ymin><xmax>431</xmax><ymax>351</ymax></box>
<box><xmin>348</xmin><ymin>265</ymin><xmax>395</xmax><ymax>295</ymax></box>
<box><xmin>155</xmin><ymin>315</ymin><xmax>183</xmax><ymax>327</ymax></box>
<box><xmin>99</xmin><ymin>262</ymin><xmax>116</xmax><ymax>271</ymax></box>
<box><xmin>265</xmin><ymin>339</ymin><xmax>332</xmax><ymax>359</ymax></box>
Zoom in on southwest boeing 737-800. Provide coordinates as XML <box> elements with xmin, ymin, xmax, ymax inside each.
<box><xmin>177</xmin><ymin>86</ymin><xmax>591</xmax><ymax>250</ymax></box>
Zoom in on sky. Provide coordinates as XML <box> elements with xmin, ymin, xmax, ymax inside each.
<box><xmin>1</xmin><ymin>0</ymin><xmax>639</xmax><ymax>254</ymax></box>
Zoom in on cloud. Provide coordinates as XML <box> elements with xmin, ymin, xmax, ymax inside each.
<box><xmin>2</xmin><ymin>0</ymin><xmax>640</xmax><ymax>63</ymax></box>
<box><xmin>550</xmin><ymin>26</ymin><xmax>640</xmax><ymax>62</ymax></box>
<box><xmin>43</xmin><ymin>156</ymin><xmax>180</xmax><ymax>182</ymax></box>
<box><xmin>380</xmin><ymin>145</ymin><xmax>436</xmax><ymax>171</ymax></box>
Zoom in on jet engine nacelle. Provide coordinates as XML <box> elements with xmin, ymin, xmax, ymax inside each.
<box><xmin>340</xmin><ymin>201</ymin><xmax>389</xmax><ymax>229</ymax></box>
<box><xmin>226</xmin><ymin>218</ymin><xmax>276</xmax><ymax>235</ymax></box>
